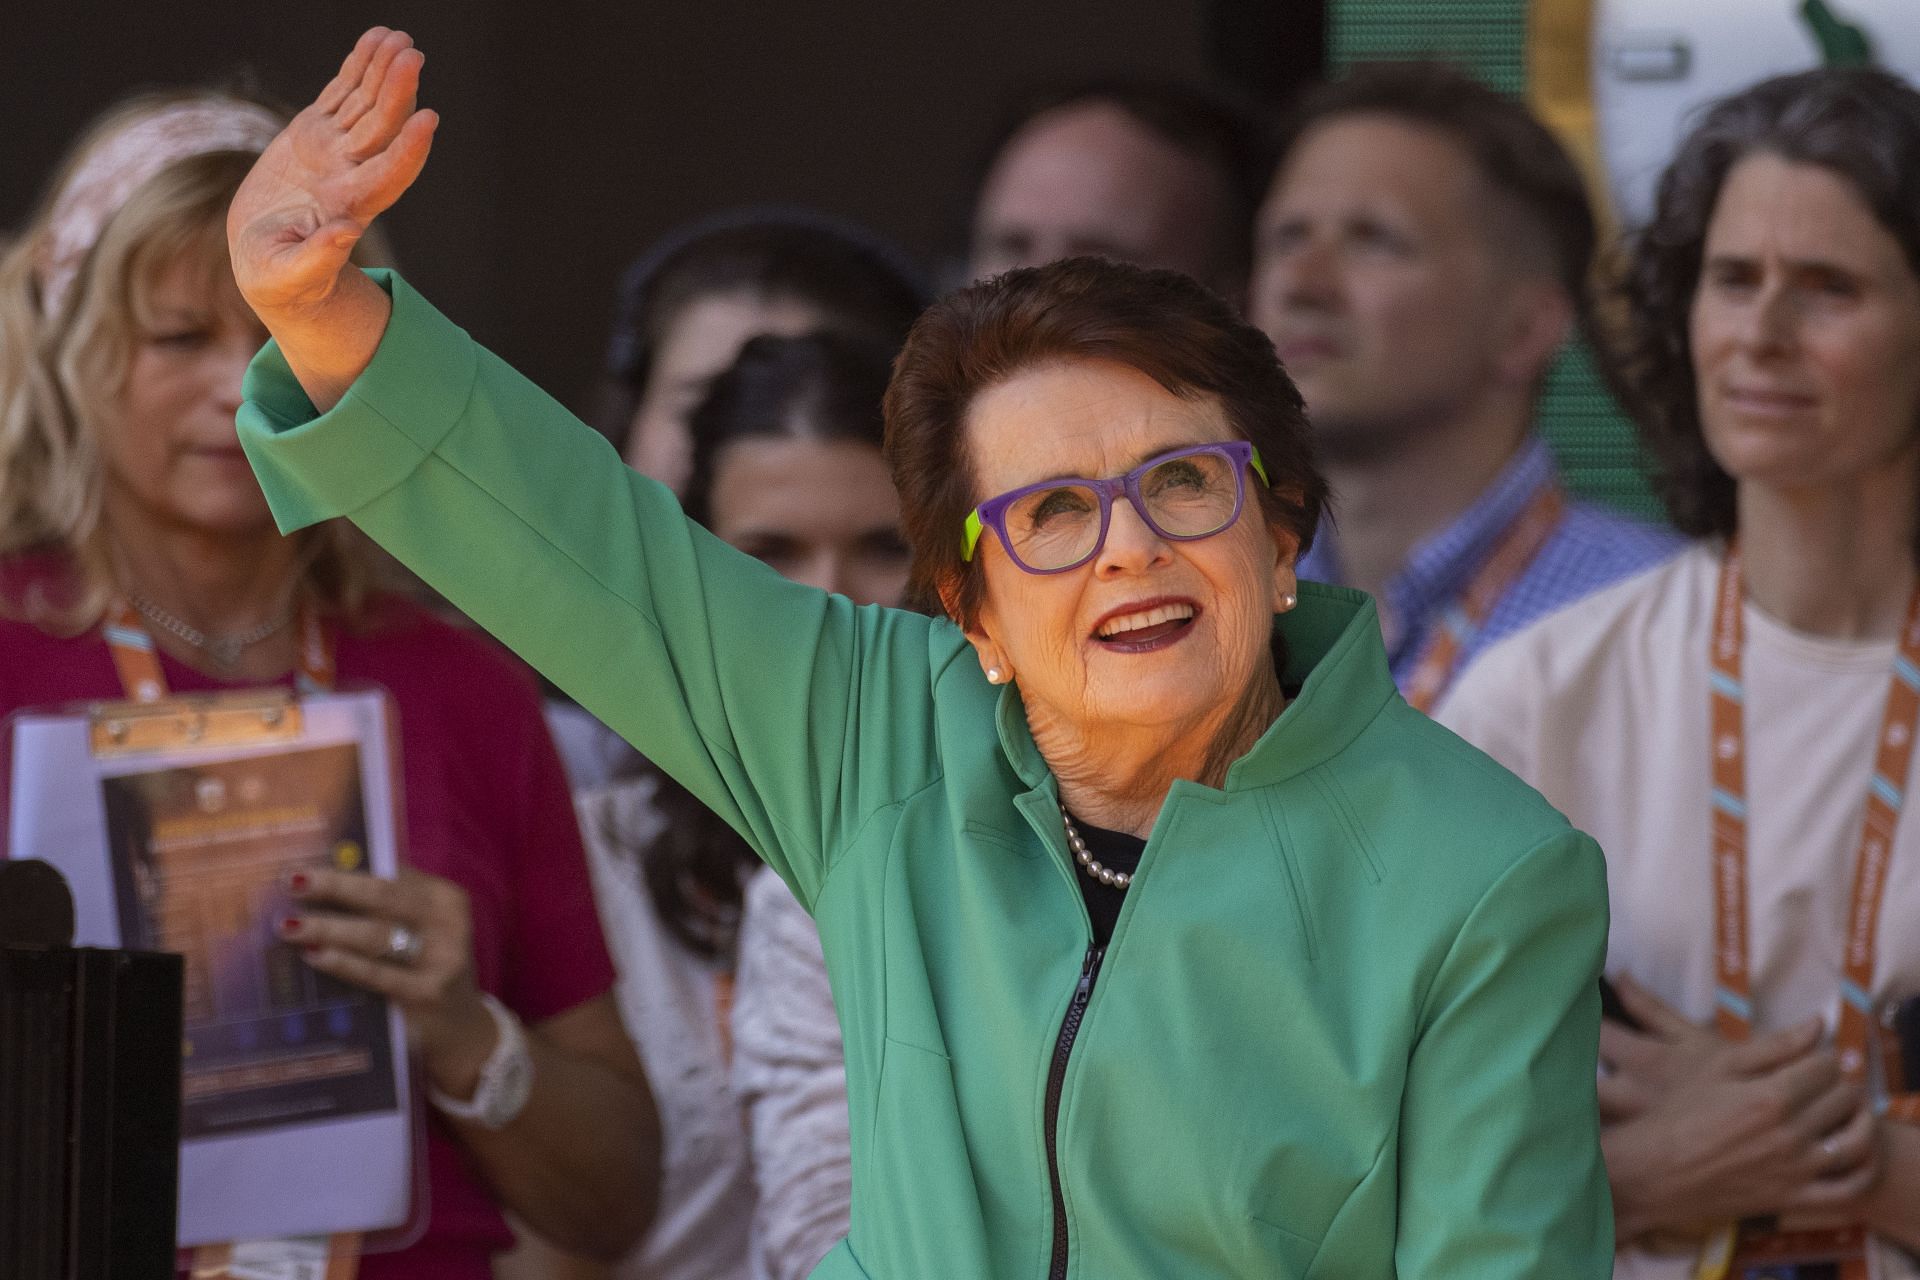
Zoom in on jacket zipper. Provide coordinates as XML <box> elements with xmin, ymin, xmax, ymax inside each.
<box><xmin>1044</xmin><ymin>942</ymin><xmax>1105</xmax><ymax>1280</ymax></box>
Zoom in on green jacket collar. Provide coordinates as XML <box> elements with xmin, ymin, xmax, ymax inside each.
<box><xmin>993</xmin><ymin>581</ymin><xmax>1397</xmax><ymax>794</ymax></box>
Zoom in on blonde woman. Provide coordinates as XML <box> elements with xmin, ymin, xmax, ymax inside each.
<box><xmin>0</xmin><ymin>91</ymin><xmax>659</xmax><ymax>1278</ymax></box>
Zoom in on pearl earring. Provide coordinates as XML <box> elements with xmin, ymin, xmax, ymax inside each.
<box><xmin>987</xmin><ymin>667</ymin><xmax>1004</xmax><ymax>684</ymax></box>
<box><xmin>1280</xmin><ymin>592</ymin><xmax>1298</xmax><ymax>612</ymax></box>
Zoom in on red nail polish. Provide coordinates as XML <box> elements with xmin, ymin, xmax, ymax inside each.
<box><xmin>302</xmin><ymin>944</ymin><xmax>321</xmax><ymax>955</ymax></box>
<box><xmin>280</xmin><ymin>916</ymin><xmax>300</xmax><ymax>934</ymax></box>
<box><xmin>289</xmin><ymin>872</ymin><xmax>309</xmax><ymax>892</ymax></box>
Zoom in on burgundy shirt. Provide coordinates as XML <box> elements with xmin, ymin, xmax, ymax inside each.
<box><xmin>0</xmin><ymin>587</ymin><xmax>617</xmax><ymax>1279</ymax></box>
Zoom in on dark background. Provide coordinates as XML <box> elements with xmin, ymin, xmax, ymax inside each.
<box><xmin>4</xmin><ymin>1</ymin><xmax>1321</xmax><ymax>410</ymax></box>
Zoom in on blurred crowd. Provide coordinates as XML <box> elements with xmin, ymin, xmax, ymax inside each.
<box><xmin>4</xmin><ymin>33</ymin><xmax>1920</xmax><ymax>1280</ymax></box>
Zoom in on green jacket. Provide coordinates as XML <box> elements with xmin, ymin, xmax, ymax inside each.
<box><xmin>240</xmin><ymin>272</ymin><xmax>1612</xmax><ymax>1279</ymax></box>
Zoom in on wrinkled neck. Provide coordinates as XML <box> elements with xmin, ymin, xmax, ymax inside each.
<box><xmin>1036</xmin><ymin>661</ymin><xmax>1286</xmax><ymax>840</ymax></box>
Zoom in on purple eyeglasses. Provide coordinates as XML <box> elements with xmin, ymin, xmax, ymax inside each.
<box><xmin>961</xmin><ymin>440</ymin><xmax>1271</xmax><ymax>575</ymax></box>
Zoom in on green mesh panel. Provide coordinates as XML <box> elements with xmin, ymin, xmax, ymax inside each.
<box><xmin>1328</xmin><ymin>0</ymin><xmax>1666</xmax><ymax>520</ymax></box>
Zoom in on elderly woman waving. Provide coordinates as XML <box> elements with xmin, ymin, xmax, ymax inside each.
<box><xmin>229</xmin><ymin>29</ymin><xmax>1613</xmax><ymax>1279</ymax></box>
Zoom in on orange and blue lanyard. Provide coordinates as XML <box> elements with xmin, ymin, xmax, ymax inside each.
<box><xmin>1697</xmin><ymin>547</ymin><xmax>1920</xmax><ymax>1279</ymax></box>
<box><xmin>1403</xmin><ymin>484</ymin><xmax>1566</xmax><ymax>714</ymax></box>
<box><xmin>104</xmin><ymin>598</ymin><xmax>334</xmax><ymax>701</ymax></box>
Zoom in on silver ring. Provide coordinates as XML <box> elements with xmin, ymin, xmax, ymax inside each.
<box><xmin>385</xmin><ymin>923</ymin><xmax>423</xmax><ymax>964</ymax></box>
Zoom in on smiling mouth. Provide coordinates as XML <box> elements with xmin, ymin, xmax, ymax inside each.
<box><xmin>1092</xmin><ymin>601</ymin><xmax>1198</xmax><ymax>647</ymax></box>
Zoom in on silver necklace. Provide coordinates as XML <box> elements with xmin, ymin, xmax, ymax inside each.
<box><xmin>127</xmin><ymin>593</ymin><xmax>295</xmax><ymax>670</ymax></box>
<box><xmin>1060</xmin><ymin>805</ymin><xmax>1132</xmax><ymax>889</ymax></box>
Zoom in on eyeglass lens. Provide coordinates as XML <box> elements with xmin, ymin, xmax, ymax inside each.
<box><xmin>1003</xmin><ymin>450</ymin><xmax>1241</xmax><ymax>571</ymax></box>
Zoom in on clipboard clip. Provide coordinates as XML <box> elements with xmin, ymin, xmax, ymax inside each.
<box><xmin>88</xmin><ymin>691</ymin><xmax>304</xmax><ymax>757</ymax></box>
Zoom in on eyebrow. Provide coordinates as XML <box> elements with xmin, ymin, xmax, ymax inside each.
<box><xmin>1703</xmin><ymin>250</ymin><xmax>1864</xmax><ymax>276</ymax></box>
<box><xmin>1024</xmin><ymin>439</ymin><xmax>1211</xmax><ymax>487</ymax></box>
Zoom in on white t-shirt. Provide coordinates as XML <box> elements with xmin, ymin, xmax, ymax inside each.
<box><xmin>1438</xmin><ymin>543</ymin><xmax>1920</xmax><ymax>1280</ymax></box>
<box><xmin>577</xmin><ymin>775</ymin><xmax>757</xmax><ymax>1280</ymax></box>
<box><xmin>732</xmin><ymin>867</ymin><xmax>852</xmax><ymax>1280</ymax></box>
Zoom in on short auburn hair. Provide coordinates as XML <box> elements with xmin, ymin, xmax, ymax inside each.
<box><xmin>884</xmin><ymin>256</ymin><xmax>1326</xmax><ymax>625</ymax></box>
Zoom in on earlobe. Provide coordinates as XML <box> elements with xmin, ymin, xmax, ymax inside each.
<box><xmin>975</xmin><ymin>643</ymin><xmax>1012</xmax><ymax>685</ymax></box>
<box><xmin>1273</xmin><ymin>564</ymin><xmax>1300</xmax><ymax>613</ymax></box>
<box><xmin>1268</xmin><ymin>523</ymin><xmax>1301</xmax><ymax>614</ymax></box>
<box><xmin>939</xmin><ymin>571</ymin><xmax>1011</xmax><ymax>685</ymax></box>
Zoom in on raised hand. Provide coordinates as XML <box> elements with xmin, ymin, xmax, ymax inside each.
<box><xmin>228</xmin><ymin>27</ymin><xmax>437</xmax><ymax>318</ymax></box>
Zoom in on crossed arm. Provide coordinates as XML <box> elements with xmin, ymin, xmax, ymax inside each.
<box><xmin>1600</xmin><ymin>974</ymin><xmax>1920</xmax><ymax>1255</ymax></box>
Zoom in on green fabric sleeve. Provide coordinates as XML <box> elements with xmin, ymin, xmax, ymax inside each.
<box><xmin>237</xmin><ymin>270</ymin><xmax>942</xmax><ymax>907</ymax></box>
<box><xmin>1393</xmin><ymin>828</ymin><xmax>1614</xmax><ymax>1277</ymax></box>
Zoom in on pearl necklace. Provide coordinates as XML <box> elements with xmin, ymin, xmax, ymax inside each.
<box><xmin>127</xmin><ymin>592</ymin><xmax>296</xmax><ymax>670</ymax></box>
<box><xmin>1060</xmin><ymin>805</ymin><xmax>1132</xmax><ymax>889</ymax></box>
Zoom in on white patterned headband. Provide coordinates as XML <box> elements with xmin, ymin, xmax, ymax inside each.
<box><xmin>35</xmin><ymin>98</ymin><xmax>283</xmax><ymax>323</ymax></box>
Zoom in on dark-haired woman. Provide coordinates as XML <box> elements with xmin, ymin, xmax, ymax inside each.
<box><xmin>596</xmin><ymin>213</ymin><xmax>928</xmax><ymax>495</ymax></box>
<box><xmin>547</xmin><ymin>213</ymin><xmax>929</xmax><ymax>791</ymax></box>
<box><xmin>226</xmin><ymin>31</ymin><xmax>1613</xmax><ymax>1276</ymax></box>
<box><xmin>1442</xmin><ymin>68</ymin><xmax>1920</xmax><ymax>1276</ymax></box>
<box><xmin>512</xmin><ymin>333</ymin><xmax>905</xmax><ymax>1280</ymax></box>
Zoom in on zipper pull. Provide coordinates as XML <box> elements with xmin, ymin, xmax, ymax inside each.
<box><xmin>1076</xmin><ymin>946</ymin><xmax>1104</xmax><ymax>1001</ymax></box>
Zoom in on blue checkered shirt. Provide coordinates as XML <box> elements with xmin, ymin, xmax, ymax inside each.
<box><xmin>1296</xmin><ymin>438</ymin><xmax>1681</xmax><ymax>695</ymax></box>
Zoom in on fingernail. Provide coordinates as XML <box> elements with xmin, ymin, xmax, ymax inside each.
<box><xmin>289</xmin><ymin>872</ymin><xmax>309</xmax><ymax>892</ymax></box>
<box><xmin>280</xmin><ymin>916</ymin><xmax>300</xmax><ymax>935</ymax></box>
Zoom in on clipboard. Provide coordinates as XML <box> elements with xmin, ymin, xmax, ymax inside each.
<box><xmin>3</xmin><ymin>687</ymin><xmax>424</xmax><ymax>1253</ymax></box>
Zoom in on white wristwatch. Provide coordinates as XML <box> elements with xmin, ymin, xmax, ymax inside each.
<box><xmin>427</xmin><ymin>992</ymin><xmax>533</xmax><ymax>1129</ymax></box>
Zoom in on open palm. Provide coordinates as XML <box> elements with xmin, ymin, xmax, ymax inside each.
<box><xmin>228</xmin><ymin>27</ymin><xmax>438</xmax><ymax>316</ymax></box>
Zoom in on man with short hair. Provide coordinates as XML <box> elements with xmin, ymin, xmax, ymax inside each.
<box><xmin>1251</xmin><ymin>62</ymin><xmax>1677</xmax><ymax>710</ymax></box>
<box><xmin>968</xmin><ymin>80</ymin><xmax>1273</xmax><ymax>303</ymax></box>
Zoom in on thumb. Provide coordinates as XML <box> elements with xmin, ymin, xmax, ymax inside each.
<box><xmin>233</xmin><ymin>221</ymin><xmax>359</xmax><ymax>316</ymax></box>
<box><xmin>1725</xmin><ymin>1016</ymin><xmax>1824</xmax><ymax>1076</ymax></box>
<box><xmin>315</xmin><ymin>216</ymin><xmax>366</xmax><ymax>256</ymax></box>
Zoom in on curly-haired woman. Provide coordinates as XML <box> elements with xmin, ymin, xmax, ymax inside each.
<box><xmin>1442</xmin><ymin>68</ymin><xmax>1920</xmax><ymax>1277</ymax></box>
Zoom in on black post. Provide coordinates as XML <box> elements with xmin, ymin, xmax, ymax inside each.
<box><xmin>0</xmin><ymin>862</ymin><xmax>183</xmax><ymax>1280</ymax></box>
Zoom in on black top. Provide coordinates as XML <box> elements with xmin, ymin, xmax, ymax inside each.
<box><xmin>1064</xmin><ymin>814</ymin><xmax>1145</xmax><ymax>946</ymax></box>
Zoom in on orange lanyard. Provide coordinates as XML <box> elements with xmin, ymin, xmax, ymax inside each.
<box><xmin>110</xmin><ymin>600</ymin><xmax>355</xmax><ymax>1280</ymax></box>
<box><xmin>1701</xmin><ymin>548</ymin><xmax>1920</xmax><ymax>1276</ymax></box>
<box><xmin>1403</xmin><ymin>484</ymin><xmax>1566</xmax><ymax>714</ymax></box>
<box><xmin>104</xmin><ymin>599</ymin><xmax>334</xmax><ymax>701</ymax></box>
